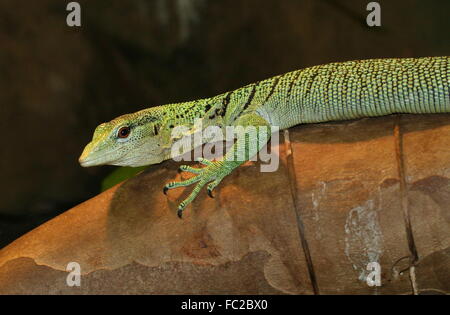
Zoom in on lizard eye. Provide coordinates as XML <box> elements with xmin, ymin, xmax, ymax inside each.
<box><xmin>117</xmin><ymin>126</ymin><xmax>131</xmax><ymax>139</ymax></box>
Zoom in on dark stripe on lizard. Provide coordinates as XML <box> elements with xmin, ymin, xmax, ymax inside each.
<box><xmin>133</xmin><ymin>114</ymin><xmax>158</xmax><ymax>127</ymax></box>
<box><xmin>280</xmin><ymin>71</ymin><xmax>302</xmax><ymax>111</ymax></box>
<box><xmin>286</xmin><ymin>71</ymin><xmax>302</xmax><ymax>97</ymax></box>
<box><xmin>221</xmin><ymin>91</ymin><xmax>232</xmax><ymax>117</ymax></box>
<box><xmin>242</xmin><ymin>83</ymin><xmax>257</xmax><ymax>111</ymax></box>
<box><xmin>262</xmin><ymin>76</ymin><xmax>281</xmax><ymax>105</ymax></box>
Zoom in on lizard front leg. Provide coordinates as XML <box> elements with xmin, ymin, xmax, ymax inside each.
<box><xmin>163</xmin><ymin>112</ymin><xmax>272</xmax><ymax>218</ymax></box>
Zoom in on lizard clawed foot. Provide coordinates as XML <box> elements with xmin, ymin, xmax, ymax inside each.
<box><xmin>206</xmin><ymin>180</ymin><xmax>222</xmax><ymax>198</ymax></box>
<box><xmin>163</xmin><ymin>158</ymin><xmax>227</xmax><ymax>218</ymax></box>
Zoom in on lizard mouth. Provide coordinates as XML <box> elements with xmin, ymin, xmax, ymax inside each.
<box><xmin>79</xmin><ymin>155</ymin><xmax>104</xmax><ymax>167</ymax></box>
<box><xmin>78</xmin><ymin>143</ymin><xmax>111</xmax><ymax>167</ymax></box>
<box><xmin>79</xmin><ymin>144</ymin><xmax>130</xmax><ymax>167</ymax></box>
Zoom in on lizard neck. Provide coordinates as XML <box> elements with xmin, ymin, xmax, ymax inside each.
<box><xmin>157</xmin><ymin>84</ymin><xmax>259</xmax><ymax>161</ymax></box>
<box><xmin>161</xmin><ymin>96</ymin><xmax>226</xmax><ymax>132</ymax></box>
<box><xmin>157</xmin><ymin>95</ymin><xmax>229</xmax><ymax>157</ymax></box>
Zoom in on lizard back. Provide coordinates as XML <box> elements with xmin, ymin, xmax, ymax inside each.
<box><xmin>223</xmin><ymin>56</ymin><xmax>450</xmax><ymax>129</ymax></box>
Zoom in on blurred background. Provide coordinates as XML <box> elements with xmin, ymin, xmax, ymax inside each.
<box><xmin>0</xmin><ymin>0</ymin><xmax>449</xmax><ymax>248</ymax></box>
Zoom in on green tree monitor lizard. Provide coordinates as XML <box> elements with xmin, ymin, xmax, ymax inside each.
<box><xmin>79</xmin><ymin>56</ymin><xmax>450</xmax><ymax>218</ymax></box>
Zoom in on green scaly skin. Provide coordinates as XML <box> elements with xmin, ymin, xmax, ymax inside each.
<box><xmin>79</xmin><ymin>56</ymin><xmax>450</xmax><ymax>218</ymax></box>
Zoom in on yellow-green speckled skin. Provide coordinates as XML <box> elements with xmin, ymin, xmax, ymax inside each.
<box><xmin>134</xmin><ymin>56</ymin><xmax>450</xmax><ymax>132</ymax></box>
<box><xmin>189</xmin><ymin>56</ymin><xmax>448</xmax><ymax>130</ymax></box>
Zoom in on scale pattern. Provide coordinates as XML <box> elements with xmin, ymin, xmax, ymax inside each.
<box><xmin>215</xmin><ymin>56</ymin><xmax>450</xmax><ymax>128</ymax></box>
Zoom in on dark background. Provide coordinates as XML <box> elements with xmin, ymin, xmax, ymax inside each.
<box><xmin>0</xmin><ymin>0</ymin><xmax>449</xmax><ymax>248</ymax></box>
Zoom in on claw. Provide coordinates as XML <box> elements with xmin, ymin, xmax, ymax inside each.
<box><xmin>178</xmin><ymin>165</ymin><xmax>201</xmax><ymax>175</ymax></box>
<box><xmin>166</xmin><ymin>159</ymin><xmax>228</xmax><ymax>216</ymax></box>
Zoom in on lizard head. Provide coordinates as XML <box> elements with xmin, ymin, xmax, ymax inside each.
<box><xmin>79</xmin><ymin>109</ymin><xmax>169</xmax><ymax>168</ymax></box>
